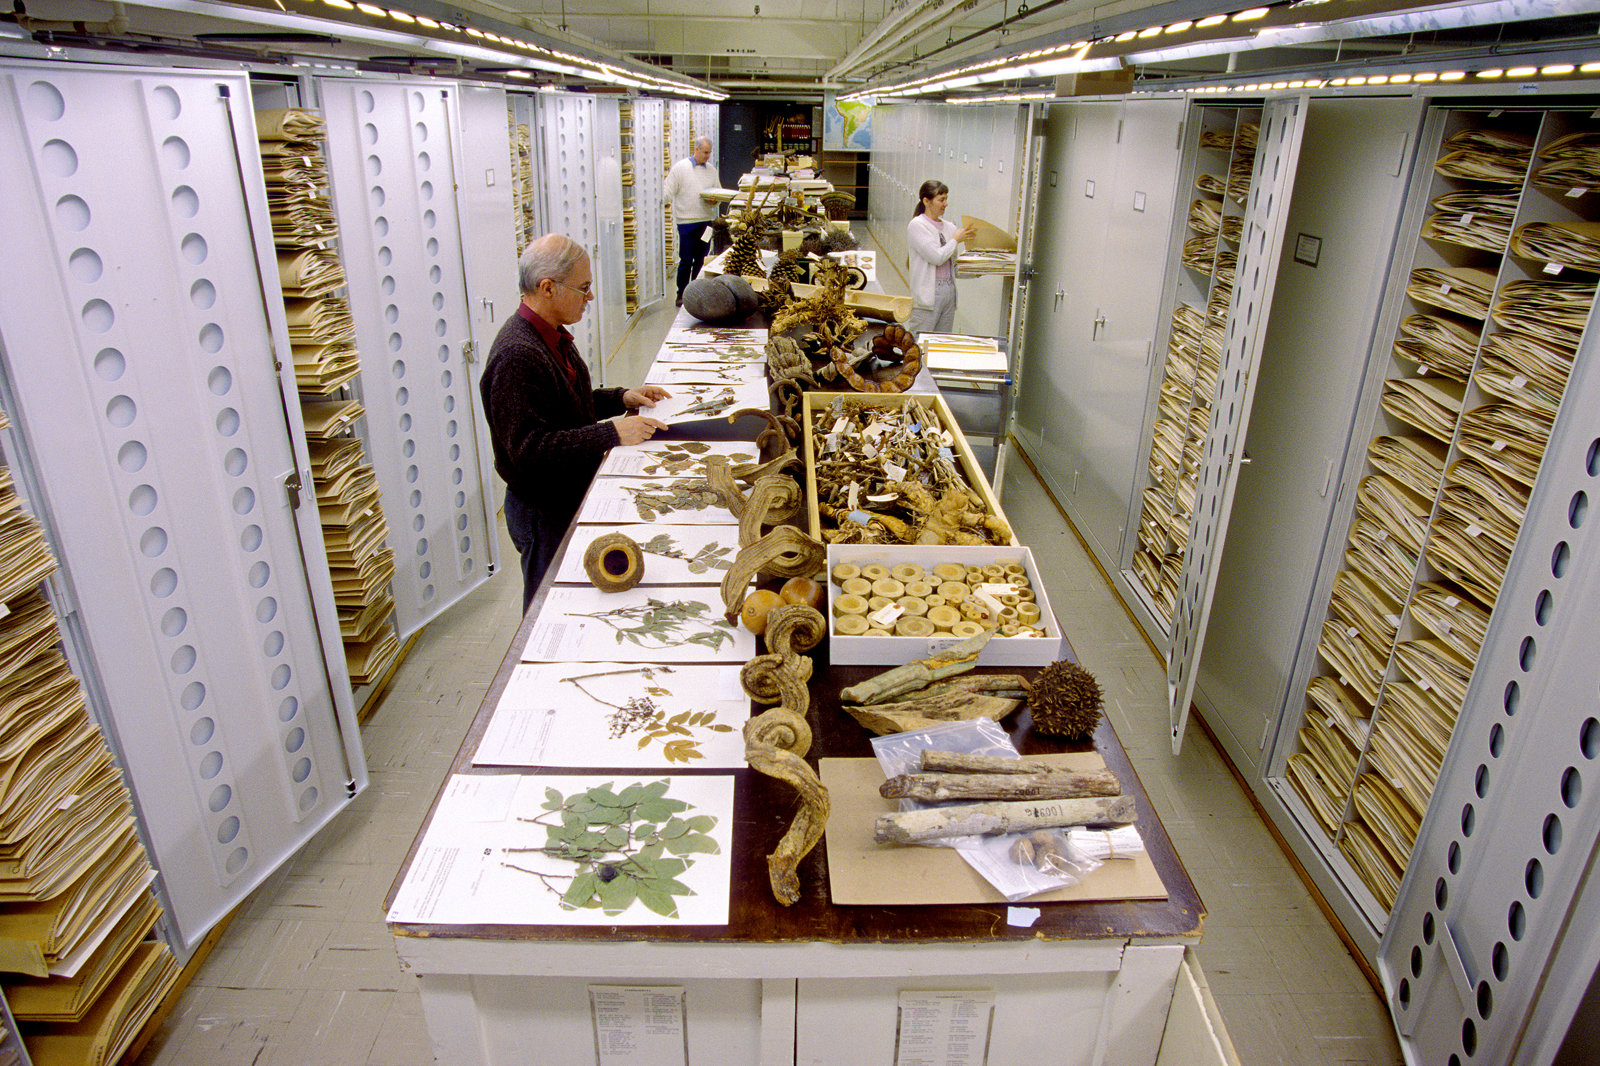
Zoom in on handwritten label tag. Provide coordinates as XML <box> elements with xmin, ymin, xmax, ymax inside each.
<box><xmin>1491</xmin><ymin>440</ymin><xmax>1508</xmax><ymax>451</ymax></box>
<box><xmin>869</xmin><ymin>603</ymin><xmax>905</xmax><ymax>628</ymax></box>
<box><xmin>1467</xmin><ymin>523</ymin><xmax>1483</xmax><ymax>537</ymax></box>
<box><xmin>1567</xmin><ymin>187</ymin><xmax>1588</xmax><ymax>198</ymax></box>
<box><xmin>883</xmin><ymin>461</ymin><xmax>907</xmax><ymax>483</ymax></box>
<box><xmin>1511</xmin><ymin>374</ymin><xmax>1528</xmax><ymax>389</ymax></box>
<box><xmin>1460</xmin><ymin>212</ymin><xmax>1477</xmax><ymax>226</ymax></box>
<box><xmin>1544</xmin><ymin>262</ymin><xmax>1564</xmax><ymax>275</ymax></box>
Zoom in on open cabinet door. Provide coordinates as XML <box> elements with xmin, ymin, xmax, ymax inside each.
<box><xmin>1377</xmin><ymin>308</ymin><xmax>1600</xmax><ymax>1065</ymax></box>
<box><xmin>1167</xmin><ymin>95</ymin><xmax>1309</xmax><ymax>753</ymax></box>
<box><xmin>319</xmin><ymin>77</ymin><xmax>500</xmax><ymax>639</ymax></box>
<box><xmin>0</xmin><ymin>61</ymin><xmax>365</xmax><ymax>955</ymax></box>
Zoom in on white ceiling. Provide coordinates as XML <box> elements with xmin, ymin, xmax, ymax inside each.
<box><xmin>6</xmin><ymin>0</ymin><xmax>1599</xmax><ymax>97</ymax></box>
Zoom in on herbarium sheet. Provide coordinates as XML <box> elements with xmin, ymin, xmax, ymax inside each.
<box><xmin>597</xmin><ymin>439</ymin><xmax>759</xmax><ymax>479</ymax></box>
<box><xmin>386</xmin><ymin>773</ymin><xmax>735</xmax><ymax>925</ymax></box>
<box><xmin>475</xmin><ymin>662</ymin><xmax>750</xmax><ymax>769</ymax></box>
<box><xmin>555</xmin><ymin>524</ymin><xmax>743</xmax><ymax>586</ymax></box>
<box><xmin>522</xmin><ymin>585</ymin><xmax>755</xmax><ymax>663</ymax></box>
<box><xmin>576</xmin><ymin>477</ymin><xmax>741</xmax><ymax>525</ymax></box>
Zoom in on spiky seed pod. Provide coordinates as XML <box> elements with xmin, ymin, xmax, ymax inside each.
<box><xmin>820</xmin><ymin>227</ymin><xmax>860</xmax><ymax>253</ymax></box>
<box><xmin>1026</xmin><ymin>659</ymin><xmax>1105</xmax><ymax>739</ymax></box>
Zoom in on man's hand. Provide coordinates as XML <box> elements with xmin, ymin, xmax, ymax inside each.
<box><xmin>616</xmin><ymin>415</ymin><xmax>668</xmax><ymax>446</ymax></box>
<box><xmin>623</xmin><ymin>385</ymin><xmax>671</xmax><ymax>409</ymax></box>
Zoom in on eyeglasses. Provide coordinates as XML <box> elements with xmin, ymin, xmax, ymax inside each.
<box><xmin>551</xmin><ymin>279</ymin><xmax>594</xmax><ymax>298</ymax></box>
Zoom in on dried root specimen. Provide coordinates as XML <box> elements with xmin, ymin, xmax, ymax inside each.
<box><xmin>741</xmin><ymin>604</ymin><xmax>829</xmax><ymax>905</ymax></box>
<box><xmin>811</xmin><ymin>396</ymin><xmax>1012</xmax><ymax>546</ymax></box>
<box><xmin>1027</xmin><ymin>659</ymin><xmax>1105</xmax><ymax>739</ymax></box>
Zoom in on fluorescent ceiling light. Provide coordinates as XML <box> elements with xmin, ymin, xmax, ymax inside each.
<box><xmin>1232</xmin><ymin>7</ymin><xmax>1269</xmax><ymax>19</ymax></box>
<box><xmin>1506</xmin><ymin>65</ymin><xmax>1537</xmax><ymax>76</ymax></box>
<box><xmin>1167</xmin><ymin>21</ymin><xmax>1193</xmax><ymax>32</ymax></box>
<box><xmin>1197</xmin><ymin>14</ymin><xmax>1228</xmax><ymax>27</ymax></box>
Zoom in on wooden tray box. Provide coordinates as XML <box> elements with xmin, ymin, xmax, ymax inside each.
<box><xmin>800</xmin><ymin>391</ymin><xmax>1016</xmax><ymax>545</ymax></box>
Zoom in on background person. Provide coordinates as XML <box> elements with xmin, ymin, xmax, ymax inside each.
<box><xmin>664</xmin><ymin>136</ymin><xmax>720</xmax><ymax>306</ymax></box>
<box><xmin>480</xmin><ymin>233</ymin><xmax>669</xmax><ymax>610</ymax></box>
<box><xmin>906</xmin><ymin>179</ymin><xmax>975</xmax><ymax>337</ymax></box>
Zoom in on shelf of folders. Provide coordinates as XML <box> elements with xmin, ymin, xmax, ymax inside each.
<box><xmin>1283</xmin><ymin>109</ymin><xmax>1599</xmax><ymax>916</ymax></box>
<box><xmin>1131</xmin><ymin>108</ymin><xmax>1260</xmax><ymax>627</ymax></box>
<box><xmin>0</xmin><ymin>412</ymin><xmax>179</xmax><ymax>1066</ymax></box>
<box><xmin>663</xmin><ymin>108</ymin><xmax>675</xmax><ymax>278</ymax></box>
<box><xmin>621</xmin><ymin>99</ymin><xmax>639</xmax><ymax>314</ymax></box>
<box><xmin>508</xmin><ymin>109</ymin><xmax>536</xmax><ymax>254</ymax></box>
<box><xmin>256</xmin><ymin>109</ymin><xmax>401</xmax><ymax>690</ymax></box>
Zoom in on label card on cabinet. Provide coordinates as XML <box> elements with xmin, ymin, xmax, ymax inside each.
<box><xmin>591</xmin><ymin>986</ymin><xmax>688</xmax><ymax>1066</ymax></box>
<box><xmin>894</xmin><ymin>990</ymin><xmax>996</xmax><ymax>1066</ymax></box>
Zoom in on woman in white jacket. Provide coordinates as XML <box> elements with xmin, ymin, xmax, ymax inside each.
<box><xmin>905</xmin><ymin>180</ymin><xmax>975</xmax><ymax>336</ymax></box>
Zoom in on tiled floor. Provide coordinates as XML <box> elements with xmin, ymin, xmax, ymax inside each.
<box><xmin>131</xmin><ymin>234</ymin><xmax>1402</xmax><ymax>1065</ymax></box>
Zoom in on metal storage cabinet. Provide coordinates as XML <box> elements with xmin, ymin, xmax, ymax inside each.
<box><xmin>1016</xmin><ymin>86</ymin><xmax>1600</xmax><ymax>1056</ymax></box>
<box><xmin>1014</xmin><ymin>97</ymin><xmax>1185</xmax><ymax>582</ymax></box>
<box><xmin>1193</xmin><ymin>95</ymin><xmax>1426</xmax><ymax>782</ymax></box>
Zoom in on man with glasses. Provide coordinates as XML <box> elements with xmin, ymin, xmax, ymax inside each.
<box><xmin>481</xmin><ymin>233</ymin><xmax>670</xmax><ymax>610</ymax></box>
<box><xmin>664</xmin><ymin>136</ymin><xmax>720</xmax><ymax>306</ymax></box>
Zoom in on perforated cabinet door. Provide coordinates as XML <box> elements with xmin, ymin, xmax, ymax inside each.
<box><xmin>320</xmin><ymin>78</ymin><xmax>498</xmax><ymax>639</ymax></box>
<box><xmin>0</xmin><ymin>62</ymin><xmax>363</xmax><ymax>953</ymax></box>
<box><xmin>1379</xmin><ymin>317</ymin><xmax>1600</xmax><ymax>1065</ymax></box>
<box><xmin>534</xmin><ymin>91</ymin><xmax>604</xmax><ymax>379</ymax></box>
<box><xmin>1166</xmin><ymin>95</ymin><xmax>1309</xmax><ymax>754</ymax></box>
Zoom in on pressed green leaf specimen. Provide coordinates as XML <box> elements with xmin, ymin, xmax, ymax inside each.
<box><xmin>503</xmin><ymin>779</ymin><xmax>721</xmax><ymax>918</ymax></box>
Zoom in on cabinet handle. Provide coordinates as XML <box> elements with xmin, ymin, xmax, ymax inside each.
<box><xmin>1053</xmin><ymin>289</ymin><xmax>1064</xmax><ymax>311</ymax></box>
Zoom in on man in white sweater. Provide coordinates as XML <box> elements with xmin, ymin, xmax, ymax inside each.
<box><xmin>663</xmin><ymin>136</ymin><xmax>720</xmax><ymax>305</ymax></box>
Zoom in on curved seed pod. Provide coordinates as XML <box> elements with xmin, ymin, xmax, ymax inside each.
<box><xmin>739</xmin><ymin>474</ymin><xmax>804</xmax><ymax>546</ymax></box>
<box><xmin>582</xmin><ymin>532</ymin><xmax>645</xmax><ymax>592</ymax></box>
<box><xmin>743</xmin><ymin>706</ymin><xmax>828</xmax><ymax>905</ymax></box>
<box><xmin>720</xmin><ymin>527</ymin><xmax>828</xmax><ymax>621</ymax></box>
<box><xmin>728</xmin><ymin>407</ymin><xmax>801</xmax><ymax>461</ymax></box>
<box><xmin>770</xmin><ymin>377</ymin><xmax>804</xmax><ymax>418</ymax></box>
<box><xmin>703</xmin><ymin>454</ymin><xmax>746</xmax><ymax>518</ymax></box>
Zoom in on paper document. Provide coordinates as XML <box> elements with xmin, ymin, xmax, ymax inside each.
<box><xmin>387</xmin><ymin>774</ymin><xmax>735</xmax><ymax>926</ymax></box>
<box><xmin>474</xmin><ymin>662</ymin><xmax>750</xmax><ymax>769</ymax></box>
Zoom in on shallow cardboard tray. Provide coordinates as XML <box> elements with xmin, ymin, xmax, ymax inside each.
<box><xmin>820</xmin><ymin>753</ymin><xmax>1165</xmax><ymax>906</ymax></box>
<box><xmin>826</xmin><ymin>544</ymin><xmax>1064</xmax><ymax>666</ymax></box>
<box><xmin>801</xmin><ymin>391</ymin><xmax>1015</xmax><ymax>545</ymax></box>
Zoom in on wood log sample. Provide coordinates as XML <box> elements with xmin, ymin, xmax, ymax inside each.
<box><xmin>844</xmin><ymin>693</ymin><xmax>1020</xmax><ymax>736</ymax></box>
<box><xmin>920</xmin><ymin>750</ymin><xmax>1088</xmax><ymax>775</ymax></box>
<box><xmin>874</xmin><ymin>795</ymin><xmax>1137</xmax><ymax>845</ymax></box>
<box><xmin>879</xmin><ymin>769</ymin><xmax>1120</xmax><ymax>802</ymax></box>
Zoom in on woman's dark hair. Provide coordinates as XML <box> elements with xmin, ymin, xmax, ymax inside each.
<box><xmin>913</xmin><ymin>179</ymin><xmax>949</xmax><ymax>216</ymax></box>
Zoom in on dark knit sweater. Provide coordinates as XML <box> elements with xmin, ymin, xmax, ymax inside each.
<box><xmin>479</xmin><ymin>308</ymin><xmax>627</xmax><ymax>516</ymax></box>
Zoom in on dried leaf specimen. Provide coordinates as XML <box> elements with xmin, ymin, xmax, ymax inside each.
<box><xmin>505</xmin><ymin>779</ymin><xmax>720</xmax><ymax>917</ymax></box>
<box><xmin>575</xmin><ymin>597</ymin><xmax>738</xmax><ymax>652</ymax></box>
<box><xmin>560</xmin><ymin>665</ymin><xmax>735</xmax><ymax>763</ymax></box>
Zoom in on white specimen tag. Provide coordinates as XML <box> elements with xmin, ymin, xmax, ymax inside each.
<box><xmin>866</xmin><ymin>493</ymin><xmax>899</xmax><ymax>503</ymax></box>
<box><xmin>883</xmin><ymin>461</ymin><xmax>907</xmax><ymax>483</ymax></box>
<box><xmin>1492</xmin><ymin>440</ymin><xmax>1508</xmax><ymax>451</ymax></box>
<box><xmin>847</xmin><ymin>482</ymin><xmax>861</xmax><ymax>510</ymax></box>
<box><xmin>869</xmin><ymin>603</ymin><xmax>905</xmax><ymax>628</ymax></box>
<box><xmin>1460</xmin><ymin>212</ymin><xmax>1476</xmax><ymax>226</ymax></box>
<box><xmin>831</xmin><ymin>416</ymin><xmax>849</xmax><ymax>435</ymax></box>
<box><xmin>1439</xmin><ymin>283</ymin><xmax>1452</xmax><ymax>294</ymax></box>
<box><xmin>1568</xmin><ymin>187</ymin><xmax>1588</xmax><ymax>198</ymax></box>
<box><xmin>1544</xmin><ymin>262</ymin><xmax>1564</xmax><ymax>275</ymax></box>
<box><xmin>1467</xmin><ymin>523</ymin><xmax>1483</xmax><ymax>537</ymax></box>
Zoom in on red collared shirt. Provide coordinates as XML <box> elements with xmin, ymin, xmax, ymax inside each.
<box><xmin>517</xmin><ymin>300</ymin><xmax>584</xmax><ymax>387</ymax></box>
